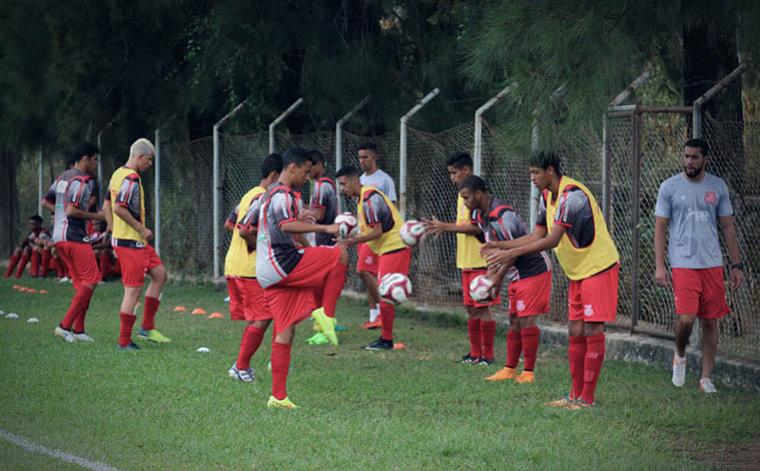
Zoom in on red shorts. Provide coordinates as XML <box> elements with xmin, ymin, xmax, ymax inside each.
<box><xmin>508</xmin><ymin>271</ymin><xmax>552</xmax><ymax>317</ymax></box>
<box><xmin>462</xmin><ymin>269</ymin><xmax>501</xmax><ymax>308</ymax></box>
<box><xmin>114</xmin><ymin>244</ymin><xmax>163</xmax><ymax>287</ymax></box>
<box><xmin>55</xmin><ymin>241</ymin><xmax>100</xmax><ymax>289</ymax></box>
<box><xmin>672</xmin><ymin>267</ymin><xmax>729</xmax><ymax>319</ymax></box>
<box><xmin>568</xmin><ymin>264</ymin><xmax>619</xmax><ymax>323</ymax></box>
<box><xmin>377</xmin><ymin>248</ymin><xmax>412</xmax><ymax>278</ymax></box>
<box><xmin>266</xmin><ymin>246</ymin><xmax>343</xmax><ymax>334</ymax></box>
<box><xmin>356</xmin><ymin>243</ymin><xmax>378</xmax><ymax>275</ymax></box>
<box><xmin>226</xmin><ymin>277</ymin><xmax>272</xmax><ymax>322</ymax></box>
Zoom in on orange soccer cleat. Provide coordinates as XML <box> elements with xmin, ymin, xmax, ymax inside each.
<box><xmin>515</xmin><ymin>371</ymin><xmax>535</xmax><ymax>384</ymax></box>
<box><xmin>485</xmin><ymin>367</ymin><xmax>518</xmax><ymax>381</ymax></box>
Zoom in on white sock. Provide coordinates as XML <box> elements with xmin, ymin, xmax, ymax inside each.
<box><xmin>369</xmin><ymin>306</ymin><xmax>380</xmax><ymax>322</ymax></box>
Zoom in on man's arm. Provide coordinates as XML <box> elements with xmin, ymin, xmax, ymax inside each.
<box><xmin>113</xmin><ymin>205</ymin><xmax>152</xmax><ymax>240</ymax></box>
<box><xmin>720</xmin><ymin>215</ymin><xmax>744</xmax><ymax>289</ymax></box>
<box><xmin>423</xmin><ymin>217</ymin><xmax>481</xmax><ymax>236</ymax></box>
<box><xmin>42</xmin><ymin>200</ymin><xmax>55</xmax><ymax>213</ymax></box>
<box><xmin>342</xmin><ymin>223</ymin><xmax>383</xmax><ymax>245</ymax></box>
<box><xmin>280</xmin><ymin>220</ymin><xmax>338</xmax><ymax>235</ymax></box>
<box><xmin>484</xmin><ymin>224</ymin><xmax>564</xmax><ymax>267</ymax></box>
<box><xmin>481</xmin><ymin>225</ymin><xmax>546</xmax><ymax>253</ymax></box>
<box><xmin>238</xmin><ymin>226</ymin><xmax>257</xmax><ymax>248</ymax></box>
<box><xmin>65</xmin><ymin>205</ymin><xmax>104</xmax><ymax>221</ymax></box>
<box><xmin>102</xmin><ymin>199</ymin><xmax>113</xmax><ymax>233</ymax></box>
<box><xmin>654</xmin><ymin>216</ymin><xmax>670</xmax><ymax>286</ymax></box>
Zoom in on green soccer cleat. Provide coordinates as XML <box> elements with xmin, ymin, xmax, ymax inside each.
<box><xmin>138</xmin><ymin>328</ymin><xmax>172</xmax><ymax>343</ymax></box>
<box><xmin>267</xmin><ymin>396</ymin><xmax>299</xmax><ymax>410</ymax></box>
<box><xmin>310</xmin><ymin>308</ymin><xmax>338</xmax><ymax>346</ymax></box>
<box><xmin>306</xmin><ymin>333</ymin><xmax>330</xmax><ymax>345</ymax></box>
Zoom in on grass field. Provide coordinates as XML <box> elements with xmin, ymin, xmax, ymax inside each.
<box><xmin>1</xmin><ymin>276</ymin><xmax>759</xmax><ymax>470</ymax></box>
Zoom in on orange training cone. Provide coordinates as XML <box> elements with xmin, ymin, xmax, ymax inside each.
<box><xmin>393</xmin><ymin>342</ymin><xmax>407</xmax><ymax>350</ymax></box>
<box><xmin>173</xmin><ymin>306</ymin><xmax>187</xmax><ymax>312</ymax></box>
<box><xmin>192</xmin><ymin>307</ymin><xmax>207</xmax><ymax>315</ymax></box>
<box><xmin>209</xmin><ymin>312</ymin><xmax>225</xmax><ymax>319</ymax></box>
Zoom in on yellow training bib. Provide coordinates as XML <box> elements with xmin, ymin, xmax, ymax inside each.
<box><xmin>224</xmin><ymin>186</ymin><xmax>265</xmax><ymax>277</ymax></box>
<box><xmin>358</xmin><ymin>186</ymin><xmax>406</xmax><ymax>255</ymax></box>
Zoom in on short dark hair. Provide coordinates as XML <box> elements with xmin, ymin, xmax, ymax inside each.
<box><xmin>528</xmin><ymin>151</ymin><xmax>562</xmax><ymax>175</ymax></box>
<box><xmin>458</xmin><ymin>175</ymin><xmax>488</xmax><ymax>193</ymax></box>
<box><xmin>358</xmin><ymin>142</ymin><xmax>379</xmax><ymax>154</ymax></box>
<box><xmin>68</xmin><ymin>142</ymin><xmax>99</xmax><ymax>167</ymax></box>
<box><xmin>260</xmin><ymin>153</ymin><xmax>283</xmax><ymax>179</ymax></box>
<box><xmin>308</xmin><ymin>149</ymin><xmax>325</xmax><ymax>165</ymax></box>
<box><xmin>336</xmin><ymin>166</ymin><xmax>360</xmax><ymax>179</ymax></box>
<box><xmin>282</xmin><ymin>147</ymin><xmax>311</xmax><ymax>167</ymax></box>
<box><xmin>447</xmin><ymin>152</ymin><xmax>473</xmax><ymax>169</ymax></box>
<box><xmin>29</xmin><ymin>214</ymin><xmax>43</xmax><ymax>224</ymax></box>
<box><xmin>684</xmin><ymin>138</ymin><xmax>709</xmax><ymax>156</ymax></box>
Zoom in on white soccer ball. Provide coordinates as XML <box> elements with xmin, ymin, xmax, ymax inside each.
<box><xmin>400</xmin><ymin>220</ymin><xmax>426</xmax><ymax>246</ymax></box>
<box><xmin>27</xmin><ymin>317</ymin><xmax>39</xmax><ymax>324</ymax></box>
<box><xmin>335</xmin><ymin>212</ymin><xmax>360</xmax><ymax>238</ymax></box>
<box><xmin>196</xmin><ymin>347</ymin><xmax>210</xmax><ymax>353</ymax></box>
<box><xmin>379</xmin><ymin>273</ymin><xmax>412</xmax><ymax>305</ymax></box>
<box><xmin>6</xmin><ymin>312</ymin><xmax>19</xmax><ymax>320</ymax></box>
<box><xmin>469</xmin><ymin>275</ymin><xmax>495</xmax><ymax>303</ymax></box>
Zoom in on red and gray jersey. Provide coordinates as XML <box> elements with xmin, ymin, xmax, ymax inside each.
<box><xmin>537</xmin><ymin>186</ymin><xmax>595</xmax><ymax>249</ymax></box>
<box><xmin>238</xmin><ymin>192</ymin><xmax>265</xmax><ymax>231</ymax></box>
<box><xmin>113</xmin><ymin>171</ymin><xmax>142</xmax><ymax>223</ymax></box>
<box><xmin>255</xmin><ymin>183</ymin><xmax>304</xmax><ymax>288</ymax></box>
<box><xmin>52</xmin><ymin>168</ymin><xmax>98</xmax><ymax>243</ymax></box>
<box><xmin>473</xmin><ymin>197</ymin><xmax>550</xmax><ymax>281</ymax></box>
<box><xmin>310</xmin><ymin>177</ymin><xmax>338</xmax><ymax>246</ymax></box>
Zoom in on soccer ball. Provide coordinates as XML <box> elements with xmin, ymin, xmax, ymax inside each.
<box><xmin>335</xmin><ymin>212</ymin><xmax>360</xmax><ymax>238</ymax></box>
<box><xmin>469</xmin><ymin>275</ymin><xmax>495</xmax><ymax>302</ymax></box>
<box><xmin>379</xmin><ymin>273</ymin><xmax>412</xmax><ymax>305</ymax></box>
<box><xmin>400</xmin><ymin>220</ymin><xmax>426</xmax><ymax>246</ymax></box>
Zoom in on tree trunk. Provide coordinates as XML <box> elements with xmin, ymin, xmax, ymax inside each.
<box><xmin>0</xmin><ymin>149</ymin><xmax>20</xmax><ymax>258</ymax></box>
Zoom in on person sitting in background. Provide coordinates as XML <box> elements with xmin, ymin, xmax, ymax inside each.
<box><xmin>91</xmin><ymin>220</ymin><xmax>120</xmax><ymax>282</ymax></box>
<box><xmin>4</xmin><ymin>215</ymin><xmax>46</xmax><ymax>278</ymax></box>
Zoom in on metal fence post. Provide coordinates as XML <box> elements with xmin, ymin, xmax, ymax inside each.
<box><xmin>269</xmin><ymin>98</ymin><xmax>304</xmax><ymax>154</ymax></box>
<box><xmin>473</xmin><ymin>84</ymin><xmax>513</xmax><ymax>176</ymax></box>
<box><xmin>630</xmin><ymin>108</ymin><xmax>642</xmax><ymax>333</ymax></box>
<box><xmin>692</xmin><ymin>62</ymin><xmax>747</xmax><ymax>138</ymax></box>
<box><xmin>529</xmin><ymin>119</ymin><xmax>540</xmax><ymax>227</ymax></box>
<box><xmin>37</xmin><ymin>150</ymin><xmax>43</xmax><ymax>216</ymax></box>
<box><xmin>96</xmin><ymin>121</ymin><xmax>115</xmax><ymax>207</ymax></box>
<box><xmin>336</xmin><ymin>95</ymin><xmax>370</xmax><ymax>211</ymax></box>
<box><xmin>154</xmin><ymin>128</ymin><xmax>161</xmax><ymax>256</ymax></box>
<box><xmin>399</xmin><ymin>88</ymin><xmax>440</xmax><ymax>219</ymax></box>
<box><xmin>213</xmin><ymin>99</ymin><xmax>248</xmax><ymax>279</ymax></box>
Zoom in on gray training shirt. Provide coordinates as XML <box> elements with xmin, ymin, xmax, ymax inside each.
<box><xmin>654</xmin><ymin>172</ymin><xmax>733</xmax><ymax>269</ymax></box>
<box><xmin>360</xmin><ymin>169</ymin><xmax>397</xmax><ymax>203</ymax></box>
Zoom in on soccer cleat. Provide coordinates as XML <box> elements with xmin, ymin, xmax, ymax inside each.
<box><xmin>59</xmin><ymin>276</ymin><xmax>71</xmax><ymax>283</ymax></box>
<box><xmin>564</xmin><ymin>398</ymin><xmax>595</xmax><ymax>410</ymax></box>
<box><xmin>515</xmin><ymin>371</ymin><xmax>535</xmax><ymax>384</ymax></box>
<box><xmin>485</xmin><ymin>367</ymin><xmax>518</xmax><ymax>381</ymax></box>
<box><xmin>672</xmin><ymin>354</ymin><xmax>686</xmax><ymax>387</ymax></box>
<box><xmin>364</xmin><ymin>337</ymin><xmax>393</xmax><ymax>350</ymax></box>
<box><xmin>310</xmin><ymin>308</ymin><xmax>338</xmax><ymax>346</ymax></box>
<box><xmin>73</xmin><ymin>333</ymin><xmax>95</xmax><ymax>342</ymax></box>
<box><xmin>478</xmin><ymin>357</ymin><xmax>495</xmax><ymax>366</ymax></box>
<box><xmin>228</xmin><ymin>363</ymin><xmax>255</xmax><ymax>383</ymax></box>
<box><xmin>699</xmin><ymin>378</ymin><xmax>718</xmax><ymax>394</ymax></box>
<box><xmin>138</xmin><ymin>328</ymin><xmax>171</xmax><ymax>343</ymax></box>
<box><xmin>54</xmin><ymin>326</ymin><xmax>75</xmax><ymax>343</ymax></box>
<box><xmin>118</xmin><ymin>342</ymin><xmax>141</xmax><ymax>351</ymax></box>
<box><xmin>362</xmin><ymin>319</ymin><xmax>382</xmax><ymax>330</ymax></box>
<box><xmin>306</xmin><ymin>333</ymin><xmax>330</xmax><ymax>345</ymax></box>
<box><xmin>334</xmin><ymin>323</ymin><xmax>348</xmax><ymax>332</ymax></box>
<box><xmin>460</xmin><ymin>353</ymin><xmax>479</xmax><ymax>364</ymax></box>
<box><xmin>546</xmin><ymin>394</ymin><xmax>577</xmax><ymax>408</ymax></box>
<box><xmin>267</xmin><ymin>396</ymin><xmax>299</xmax><ymax>409</ymax></box>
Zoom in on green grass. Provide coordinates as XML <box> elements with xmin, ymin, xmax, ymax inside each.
<box><xmin>0</xmin><ymin>276</ymin><xmax>758</xmax><ymax>470</ymax></box>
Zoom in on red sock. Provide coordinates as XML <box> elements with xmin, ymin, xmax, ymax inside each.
<box><xmin>506</xmin><ymin>329</ymin><xmax>522</xmax><ymax>368</ymax></box>
<box><xmin>30</xmin><ymin>251</ymin><xmax>40</xmax><ymax>277</ymax></box>
<box><xmin>119</xmin><ymin>312</ymin><xmax>137</xmax><ymax>346</ymax></box>
<box><xmin>99</xmin><ymin>252</ymin><xmax>112</xmax><ymax>280</ymax></box>
<box><xmin>60</xmin><ymin>286</ymin><xmax>93</xmax><ymax>330</ymax></box>
<box><xmin>4</xmin><ymin>252</ymin><xmax>20</xmax><ymax>277</ymax></box>
<box><xmin>467</xmin><ymin>318</ymin><xmax>482</xmax><ymax>358</ymax></box>
<box><xmin>236</xmin><ymin>325</ymin><xmax>265</xmax><ymax>370</ymax></box>
<box><xmin>521</xmin><ymin>326</ymin><xmax>541</xmax><ymax>371</ymax></box>
<box><xmin>71</xmin><ymin>286</ymin><xmax>95</xmax><ymax>333</ymax></box>
<box><xmin>142</xmin><ymin>296</ymin><xmax>160</xmax><ymax>330</ymax></box>
<box><xmin>380</xmin><ymin>302</ymin><xmax>395</xmax><ymax>341</ymax></box>
<box><xmin>15</xmin><ymin>253</ymin><xmax>30</xmax><ymax>278</ymax></box>
<box><xmin>321</xmin><ymin>262</ymin><xmax>347</xmax><ymax>318</ymax></box>
<box><xmin>480</xmin><ymin>320</ymin><xmax>496</xmax><ymax>361</ymax></box>
<box><xmin>568</xmin><ymin>335</ymin><xmax>588</xmax><ymax>399</ymax></box>
<box><xmin>41</xmin><ymin>250</ymin><xmax>51</xmax><ymax>277</ymax></box>
<box><xmin>271</xmin><ymin>341</ymin><xmax>292</xmax><ymax>400</ymax></box>
<box><xmin>581</xmin><ymin>334</ymin><xmax>606</xmax><ymax>405</ymax></box>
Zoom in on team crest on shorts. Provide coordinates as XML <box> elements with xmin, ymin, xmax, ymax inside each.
<box><xmin>583</xmin><ymin>304</ymin><xmax>594</xmax><ymax>317</ymax></box>
<box><xmin>704</xmin><ymin>191</ymin><xmax>717</xmax><ymax>204</ymax></box>
<box><xmin>516</xmin><ymin>300</ymin><xmax>526</xmax><ymax>312</ymax></box>
<box><xmin>364</xmin><ymin>256</ymin><xmax>375</xmax><ymax>265</ymax></box>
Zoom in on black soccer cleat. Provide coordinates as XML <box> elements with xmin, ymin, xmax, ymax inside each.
<box><xmin>364</xmin><ymin>337</ymin><xmax>394</xmax><ymax>351</ymax></box>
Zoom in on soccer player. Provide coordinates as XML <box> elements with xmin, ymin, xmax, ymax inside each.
<box><xmin>29</xmin><ymin>216</ymin><xmax>53</xmax><ymax>278</ymax></box>
<box><xmin>459</xmin><ymin>176</ymin><xmax>552</xmax><ymax>383</ymax></box>
<box><xmin>224</xmin><ymin>153</ymin><xmax>282</xmax><ymax>382</ymax></box>
<box><xmin>654</xmin><ymin>138</ymin><xmax>743</xmax><ymax>394</ymax></box>
<box><xmin>336</xmin><ymin>165</ymin><xmax>411</xmax><ymax>350</ymax></box>
<box><xmin>256</xmin><ymin>148</ymin><xmax>347</xmax><ymax>409</ymax></box>
<box><xmin>483</xmin><ymin>151</ymin><xmax>620</xmax><ymax>408</ymax></box>
<box><xmin>357</xmin><ymin>142</ymin><xmax>397</xmax><ymax>330</ymax></box>
<box><xmin>423</xmin><ymin>153</ymin><xmax>501</xmax><ymax>365</ymax></box>
<box><xmin>52</xmin><ymin>143</ymin><xmax>105</xmax><ymax>343</ymax></box>
<box><xmin>4</xmin><ymin>215</ymin><xmax>46</xmax><ymax>278</ymax></box>
<box><xmin>103</xmin><ymin>138</ymin><xmax>170</xmax><ymax>350</ymax></box>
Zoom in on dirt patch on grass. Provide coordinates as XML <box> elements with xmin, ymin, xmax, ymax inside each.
<box><xmin>697</xmin><ymin>441</ymin><xmax>760</xmax><ymax>470</ymax></box>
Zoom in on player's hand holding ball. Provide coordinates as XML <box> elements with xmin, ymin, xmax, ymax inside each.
<box><xmin>469</xmin><ymin>274</ymin><xmax>496</xmax><ymax>302</ymax></box>
<box><xmin>400</xmin><ymin>220</ymin><xmax>427</xmax><ymax>246</ymax></box>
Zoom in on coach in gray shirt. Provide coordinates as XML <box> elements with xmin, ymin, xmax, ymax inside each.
<box><xmin>654</xmin><ymin>138</ymin><xmax>743</xmax><ymax>394</ymax></box>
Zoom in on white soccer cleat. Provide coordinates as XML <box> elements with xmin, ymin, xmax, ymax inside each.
<box><xmin>73</xmin><ymin>333</ymin><xmax>94</xmax><ymax>342</ymax></box>
<box><xmin>54</xmin><ymin>326</ymin><xmax>75</xmax><ymax>343</ymax></box>
<box><xmin>228</xmin><ymin>363</ymin><xmax>255</xmax><ymax>383</ymax></box>
<box><xmin>700</xmin><ymin>378</ymin><xmax>717</xmax><ymax>394</ymax></box>
<box><xmin>59</xmin><ymin>276</ymin><xmax>71</xmax><ymax>283</ymax></box>
<box><xmin>672</xmin><ymin>354</ymin><xmax>686</xmax><ymax>387</ymax></box>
